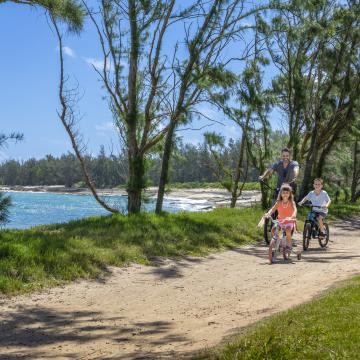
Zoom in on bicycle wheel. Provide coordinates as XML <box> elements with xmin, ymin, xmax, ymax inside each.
<box><xmin>303</xmin><ymin>222</ymin><xmax>311</xmax><ymax>250</ymax></box>
<box><xmin>319</xmin><ymin>223</ymin><xmax>329</xmax><ymax>248</ymax></box>
<box><xmin>264</xmin><ymin>217</ymin><xmax>273</xmax><ymax>245</ymax></box>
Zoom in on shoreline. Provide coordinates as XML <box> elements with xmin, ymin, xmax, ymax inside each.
<box><xmin>1</xmin><ymin>185</ymin><xmax>261</xmax><ymax>208</ymax></box>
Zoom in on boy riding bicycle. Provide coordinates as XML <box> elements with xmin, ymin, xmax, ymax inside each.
<box><xmin>263</xmin><ymin>184</ymin><xmax>297</xmax><ymax>264</ymax></box>
<box><xmin>298</xmin><ymin>178</ymin><xmax>331</xmax><ymax>238</ymax></box>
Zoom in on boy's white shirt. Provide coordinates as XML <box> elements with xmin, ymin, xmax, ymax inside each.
<box><xmin>305</xmin><ymin>190</ymin><xmax>330</xmax><ymax>214</ymax></box>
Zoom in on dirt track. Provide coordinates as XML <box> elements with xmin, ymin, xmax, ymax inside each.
<box><xmin>0</xmin><ymin>218</ymin><xmax>359</xmax><ymax>360</ymax></box>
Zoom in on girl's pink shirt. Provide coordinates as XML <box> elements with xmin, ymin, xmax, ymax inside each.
<box><xmin>277</xmin><ymin>200</ymin><xmax>295</xmax><ymax>224</ymax></box>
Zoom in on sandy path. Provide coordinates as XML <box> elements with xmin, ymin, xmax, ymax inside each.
<box><xmin>0</xmin><ymin>218</ymin><xmax>359</xmax><ymax>360</ymax></box>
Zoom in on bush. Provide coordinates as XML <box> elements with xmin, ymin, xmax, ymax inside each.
<box><xmin>0</xmin><ymin>192</ymin><xmax>11</xmax><ymax>225</ymax></box>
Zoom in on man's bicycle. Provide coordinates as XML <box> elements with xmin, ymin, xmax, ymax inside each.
<box><xmin>300</xmin><ymin>203</ymin><xmax>330</xmax><ymax>250</ymax></box>
<box><xmin>266</xmin><ymin>217</ymin><xmax>302</xmax><ymax>264</ymax></box>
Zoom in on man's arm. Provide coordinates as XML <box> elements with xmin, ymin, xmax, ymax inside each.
<box><xmin>293</xmin><ymin>165</ymin><xmax>299</xmax><ymax>180</ymax></box>
<box><xmin>259</xmin><ymin>168</ymin><xmax>274</xmax><ymax>181</ymax></box>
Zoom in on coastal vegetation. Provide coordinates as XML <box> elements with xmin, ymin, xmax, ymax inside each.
<box><xmin>0</xmin><ymin>207</ymin><xmax>263</xmax><ymax>295</ymax></box>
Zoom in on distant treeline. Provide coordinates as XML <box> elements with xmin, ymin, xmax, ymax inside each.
<box><xmin>0</xmin><ymin>140</ymin><xmax>258</xmax><ymax>188</ymax></box>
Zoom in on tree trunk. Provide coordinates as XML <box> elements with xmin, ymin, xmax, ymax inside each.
<box><xmin>155</xmin><ymin>121</ymin><xmax>176</xmax><ymax>214</ymax></box>
<box><xmin>351</xmin><ymin>140</ymin><xmax>359</xmax><ymax>203</ymax></box>
<box><xmin>126</xmin><ymin>0</ymin><xmax>142</xmax><ymax>214</ymax></box>
<box><xmin>230</xmin><ymin>131</ymin><xmax>246</xmax><ymax>208</ymax></box>
<box><xmin>127</xmin><ymin>149</ymin><xmax>145</xmax><ymax>214</ymax></box>
<box><xmin>300</xmin><ymin>125</ymin><xmax>318</xmax><ymax>199</ymax></box>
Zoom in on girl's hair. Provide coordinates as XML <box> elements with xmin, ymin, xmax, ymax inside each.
<box><xmin>277</xmin><ymin>183</ymin><xmax>294</xmax><ymax>202</ymax></box>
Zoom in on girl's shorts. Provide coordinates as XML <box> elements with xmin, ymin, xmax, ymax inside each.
<box><xmin>315</xmin><ymin>212</ymin><xmax>327</xmax><ymax>218</ymax></box>
<box><xmin>279</xmin><ymin>221</ymin><xmax>295</xmax><ymax>230</ymax></box>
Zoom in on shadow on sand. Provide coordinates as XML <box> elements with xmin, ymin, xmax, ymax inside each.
<box><xmin>0</xmin><ymin>306</ymin><xmax>192</xmax><ymax>360</ymax></box>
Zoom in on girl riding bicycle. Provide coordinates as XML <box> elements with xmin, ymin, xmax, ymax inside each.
<box><xmin>263</xmin><ymin>184</ymin><xmax>297</xmax><ymax>264</ymax></box>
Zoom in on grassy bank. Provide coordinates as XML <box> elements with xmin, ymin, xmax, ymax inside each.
<box><xmin>199</xmin><ymin>275</ymin><xmax>360</xmax><ymax>359</ymax></box>
<box><xmin>327</xmin><ymin>202</ymin><xmax>360</xmax><ymax>219</ymax></box>
<box><xmin>0</xmin><ymin>207</ymin><xmax>263</xmax><ymax>295</ymax></box>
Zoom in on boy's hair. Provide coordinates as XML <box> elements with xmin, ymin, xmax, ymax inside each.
<box><xmin>277</xmin><ymin>183</ymin><xmax>294</xmax><ymax>202</ymax></box>
<box><xmin>281</xmin><ymin>147</ymin><xmax>290</xmax><ymax>153</ymax></box>
<box><xmin>313</xmin><ymin>178</ymin><xmax>324</xmax><ymax>185</ymax></box>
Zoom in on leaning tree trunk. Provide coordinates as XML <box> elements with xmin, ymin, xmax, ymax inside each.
<box><xmin>351</xmin><ymin>140</ymin><xmax>359</xmax><ymax>203</ymax></box>
<box><xmin>300</xmin><ymin>126</ymin><xmax>318</xmax><ymax>199</ymax></box>
<box><xmin>230</xmin><ymin>131</ymin><xmax>247</xmax><ymax>208</ymax></box>
<box><xmin>155</xmin><ymin>121</ymin><xmax>176</xmax><ymax>214</ymax></box>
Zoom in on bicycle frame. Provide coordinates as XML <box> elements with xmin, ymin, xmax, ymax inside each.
<box><xmin>301</xmin><ymin>203</ymin><xmax>329</xmax><ymax>249</ymax></box>
<box><xmin>272</xmin><ymin>222</ymin><xmax>287</xmax><ymax>256</ymax></box>
<box><xmin>267</xmin><ymin>217</ymin><xmax>299</xmax><ymax>263</ymax></box>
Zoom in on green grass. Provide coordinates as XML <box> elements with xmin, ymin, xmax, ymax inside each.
<box><xmin>168</xmin><ymin>181</ymin><xmax>260</xmax><ymax>190</ymax></box>
<box><xmin>327</xmin><ymin>202</ymin><xmax>360</xmax><ymax>219</ymax></box>
<box><xmin>0</xmin><ymin>207</ymin><xmax>263</xmax><ymax>295</ymax></box>
<box><xmin>198</xmin><ymin>276</ymin><xmax>360</xmax><ymax>360</ymax></box>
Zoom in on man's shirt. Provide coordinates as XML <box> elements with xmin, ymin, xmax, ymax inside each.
<box><xmin>271</xmin><ymin>160</ymin><xmax>299</xmax><ymax>189</ymax></box>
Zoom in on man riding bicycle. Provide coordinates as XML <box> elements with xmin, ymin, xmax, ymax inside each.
<box><xmin>259</xmin><ymin>147</ymin><xmax>299</xmax><ymax>202</ymax></box>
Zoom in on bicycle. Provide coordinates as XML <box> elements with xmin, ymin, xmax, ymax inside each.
<box><xmin>266</xmin><ymin>217</ymin><xmax>302</xmax><ymax>264</ymax></box>
<box><xmin>259</xmin><ymin>180</ymin><xmax>297</xmax><ymax>245</ymax></box>
<box><xmin>259</xmin><ymin>180</ymin><xmax>279</xmax><ymax>245</ymax></box>
<box><xmin>300</xmin><ymin>203</ymin><xmax>330</xmax><ymax>250</ymax></box>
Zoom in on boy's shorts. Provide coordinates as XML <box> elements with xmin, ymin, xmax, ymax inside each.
<box><xmin>315</xmin><ymin>212</ymin><xmax>327</xmax><ymax>218</ymax></box>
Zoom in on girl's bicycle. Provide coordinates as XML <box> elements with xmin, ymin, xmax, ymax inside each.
<box><xmin>259</xmin><ymin>180</ymin><xmax>279</xmax><ymax>245</ymax></box>
<box><xmin>259</xmin><ymin>180</ymin><xmax>296</xmax><ymax>245</ymax></box>
<box><xmin>300</xmin><ymin>203</ymin><xmax>329</xmax><ymax>250</ymax></box>
<box><xmin>266</xmin><ymin>217</ymin><xmax>302</xmax><ymax>264</ymax></box>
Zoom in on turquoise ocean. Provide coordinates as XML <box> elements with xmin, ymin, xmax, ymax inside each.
<box><xmin>3</xmin><ymin>191</ymin><xmax>211</xmax><ymax>229</ymax></box>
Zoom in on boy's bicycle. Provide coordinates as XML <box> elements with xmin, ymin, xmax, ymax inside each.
<box><xmin>267</xmin><ymin>217</ymin><xmax>302</xmax><ymax>264</ymax></box>
<box><xmin>300</xmin><ymin>203</ymin><xmax>329</xmax><ymax>250</ymax></box>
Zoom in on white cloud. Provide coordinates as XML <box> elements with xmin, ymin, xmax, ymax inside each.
<box><xmin>84</xmin><ymin>57</ymin><xmax>116</xmax><ymax>72</ymax></box>
<box><xmin>95</xmin><ymin>122</ymin><xmax>117</xmax><ymax>137</ymax></box>
<box><xmin>223</xmin><ymin>124</ymin><xmax>239</xmax><ymax>139</ymax></box>
<box><xmin>63</xmin><ymin>46</ymin><xmax>76</xmax><ymax>58</ymax></box>
<box><xmin>95</xmin><ymin>121</ymin><xmax>115</xmax><ymax>132</ymax></box>
<box><xmin>84</xmin><ymin>57</ymin><xmax>129</xmax><ymax>72</ymax></box>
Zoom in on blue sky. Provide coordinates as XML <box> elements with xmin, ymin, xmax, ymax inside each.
<box><xmin>0</xmin><ymin>1</ymin><xmax>282</xmax><ymax>161</ymax></box>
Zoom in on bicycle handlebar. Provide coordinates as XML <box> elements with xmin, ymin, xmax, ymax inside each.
<box><xmin>259</xmin><ymin>179</ymin><xmax>277</xmax><ymax>191</ymax></box>
<box><xmin>259</xmin><ymin>179</ymin><xmax>296</xmax><ymax>191</ymax></box>
<box><xmin>266</xmin><ymin>216</ymin><xmax>296</xmax><ymax>225</ymax></box>
<box><xmin>298</xmin><ymin>203</ymin><xmax>326</xmax><ymax>210</ymax></box>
